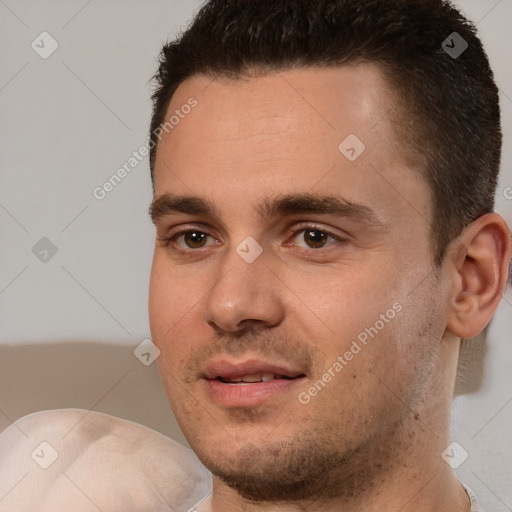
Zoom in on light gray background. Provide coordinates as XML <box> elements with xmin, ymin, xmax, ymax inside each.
<box><xmin>1</xmin><ymin>0</ymin><xmax>511</xmax><ymax>509</ymax></box>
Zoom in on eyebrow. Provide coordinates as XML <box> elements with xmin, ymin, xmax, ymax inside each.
<box><xmin>149</xmin><ymin>192</ymin><xmax>387</xmax><ymax>229</ymax></box>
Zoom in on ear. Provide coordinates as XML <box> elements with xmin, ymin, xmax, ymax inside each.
<box><xmin>446</xmin><ymin>213</ymin><xmax>511</xmax><ymax>339</ymax></box>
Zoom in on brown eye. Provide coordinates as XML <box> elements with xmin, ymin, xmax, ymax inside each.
<box><xmin>303</xmin><ymin>230</ymin><xmax>329</xmax><ymax>249</ymax></box>
<box><xmin>181</xmin><ymin>231</ymin><xmax>208</xmax><ymax>249</ymax></box>
<box><xmin>291</xmin><ymin>227</ymin><xmax>341</xmax><ymax>250</ymax></box>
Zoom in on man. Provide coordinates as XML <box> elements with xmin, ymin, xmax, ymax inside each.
<box><xmin>147</xmin><ymin>0</ymin><xmax>510</xmax><ymax>511</ymax></box>
<box><xmin>0</xmin><ymin>1</ymin><xmax>509</xmax><ymax>511</ymax></box>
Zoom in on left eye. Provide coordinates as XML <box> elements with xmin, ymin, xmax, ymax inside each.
<box><xmin>174</xmin><ymin>230</ymin><xmax>215</xmax><ymax>249</ymax></box>
<box><xmin>290</xmin><ymin>228</ymin><xmax>342</xmax><ymax>249</ymax></box>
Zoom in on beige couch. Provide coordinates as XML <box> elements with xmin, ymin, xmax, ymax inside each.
<box><xmin>0</xmin><ymin>341</ymin><xmax>188</xmax><ymax>446</ymax></box>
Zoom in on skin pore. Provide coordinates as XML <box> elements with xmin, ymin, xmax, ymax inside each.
<box><xmin>148</xmin><ymin>65</ymin><xmax>510</xmax><ymax>511</ymax></box>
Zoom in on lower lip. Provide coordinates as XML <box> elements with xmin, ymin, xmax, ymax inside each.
<box><xmin>204</xmin><ymin>377</ymin><xmax>305</xmax><ymax>408</ymax></box>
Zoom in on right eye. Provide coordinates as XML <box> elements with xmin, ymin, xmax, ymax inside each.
<box><xmin>157</xmin><ymin>227</ymin><xmax>220</xmax><ymax>253</ymax></box>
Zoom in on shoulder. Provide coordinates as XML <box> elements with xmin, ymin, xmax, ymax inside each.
<box><xmin>0</xmin><ymin>409</ymin><xmax>211</xmax><ymax>511</ymax></box>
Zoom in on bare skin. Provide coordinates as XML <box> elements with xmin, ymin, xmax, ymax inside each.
<box><xmin>149</xmin><ymin>65</ymin><xmax>510</xmax><ymax>511</ymax></box>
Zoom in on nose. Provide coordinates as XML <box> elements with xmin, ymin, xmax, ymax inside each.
<box><xmin>202</xmin><ymin>248</ymin><xmax>285</xmax><ymax>335</ymax></box>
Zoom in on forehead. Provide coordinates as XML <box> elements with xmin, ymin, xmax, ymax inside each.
<box><xmin>155</xmin><ymin>64</ymin><xmax>391</xmax><ymax>173</ymax></box>
<box><xmin>152</xmin><ymin>64</ymin><xmax>430</xmax><ymax>229</ymax></box>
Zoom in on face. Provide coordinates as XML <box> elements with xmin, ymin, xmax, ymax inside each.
<box><xmin>149</xmin><ymin>65</ymin><xmax>449</xmax><ymax>501</ymax></box>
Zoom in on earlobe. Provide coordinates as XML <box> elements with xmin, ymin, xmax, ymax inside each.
<box><xmin>446</xmin><ymin>213</ymin><xmax>511</xmax><ymax>339</ymax></box>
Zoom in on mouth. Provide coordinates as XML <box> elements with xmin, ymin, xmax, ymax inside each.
<box><xmin>201</xmin><ymin>359</ymin><xmax>307</xmax><ymax>407</ymax></box>
<box><xmin>214</xmin><ymin>372</ymin><xmax>304</xmax><ymax>384</ymax></box>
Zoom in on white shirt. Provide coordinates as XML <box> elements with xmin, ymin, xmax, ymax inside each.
<box><xmin>462</xmin><ymin>483</ymin><xmax>484</xmax><ymax>512</ymax></box>
<box><xmin>0</xmin><ymin>409</ymin><xmax>211</xmax><ymax>511</ymax></box>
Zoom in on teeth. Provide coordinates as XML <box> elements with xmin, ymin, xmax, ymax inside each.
<box><xmin>220</xmin><ymin>372</ymin><xmax>278</xmax><ymax>383</ymax></box>
<box><xmin>241</xmin><ymin>373</ymin><xmax>263</xmax><ymax>383</ymax></box>
<box><xmin>218</xmin><ymin>372</ymin><xmax>296</xmax><ymax>383</ymax></box>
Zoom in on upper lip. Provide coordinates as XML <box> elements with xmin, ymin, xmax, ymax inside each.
<box><xmin>202</xmin><ymin>358</ymin><xmax>306</xmax><ymax>380</ymax></box>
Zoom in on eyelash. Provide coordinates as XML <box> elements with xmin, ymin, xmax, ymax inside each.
<box><xmin>157</xmin><ymin>223</ymin><xmax>347</xmax><ymax>256</ymax></box>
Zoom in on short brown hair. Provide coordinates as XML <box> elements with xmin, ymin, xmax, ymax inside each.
<box><xmin>149</xmin><ymin>0</ymin><xmax>501</xmax><ymax>264</ymax></box>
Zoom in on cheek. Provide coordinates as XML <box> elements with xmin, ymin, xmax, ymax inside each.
<box><xmin>149</xmin><ymin>256</ymin><xmax>199</xmax><ymax>338</ymax></box>
<box><xmin>298</xmin><ymin>263</ymin><xmax>434</xmax><ymax>398</ymax></box>
<box><xmin>301</xmin><ymin>305</ymin><xmax>434</xmax><ymax>442</ymax></box>
<box><xmin>348</xmin><ymin>279</ymin><xmax>444</xmax><ymax>413</ymax></box>
<box><xmin>149</xmin><ymin>262</ymin><xmax>197</xmax><ymax>391</ymax></box>
<box><xmin>290</xmin><ymin>261</ymin><xmax>402</xmax><ymax>348</ymax></box>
